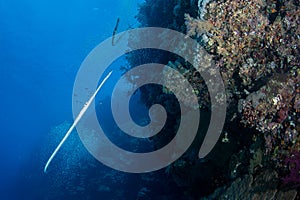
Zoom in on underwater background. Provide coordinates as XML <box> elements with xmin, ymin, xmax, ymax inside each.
<box><xmin>1</xmin><ymin>0</ymin><xmax>299</xmax><ymax>199</ymax></box>
<box><xmin>0</xmin><ymin>0</ymin><xmax>160</xmax><ymax>199</ymax></box>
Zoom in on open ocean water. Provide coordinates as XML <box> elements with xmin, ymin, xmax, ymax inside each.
<box><xmin>0</xmin><ymin>0</ymin><xmax>179</xmax><ymax>199</ymax></box>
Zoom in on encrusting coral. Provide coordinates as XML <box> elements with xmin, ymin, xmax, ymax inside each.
<box><xmin>184</xmin><ymin>0</ymin><xmax>299</xmax><ymax>189</ymax></box>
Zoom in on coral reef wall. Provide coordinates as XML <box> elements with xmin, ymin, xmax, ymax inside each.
<box><xmin>131</xmin><ymin>0</ymin><xmax>299</xmax><ymax>198</ymax></box>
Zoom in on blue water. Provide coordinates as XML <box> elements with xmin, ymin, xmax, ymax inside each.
<box><xmin>0</xmin><ymin>0</ymin><xmax>181</xmax><ymax>199</ymax></box>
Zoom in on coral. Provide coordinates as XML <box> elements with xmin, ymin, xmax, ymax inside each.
<box><xmin>184</xmin><ymin>13</ymin><xmax>212</xmax><ymax>37</ymax></box>
<box><xmin>162</xmin><ymin>59</ymin><xmax>210</xmax><ymax>109</ymax></box>
<box><xmin>249</xmin><ymin>148</ymin><xmax>263</xmax><ymax>174</ymax></box>
<box><xmin>185</xmin><ymin>0</ymin><xmax>299</xmax><ymax>91</ymax></box>
<box><xmin>202</xmin><ymin>170</ymin><xmax>298</xmax><ymax>200</ymax></box>
<box><xmin>186</xmin><ymin>0</ymin><xmax>270</xmax><ymax>89</ymax></box>
<box><xmin>282</xmin><ymin>152</ymin><xmax>300</xmax><ymax>188</ymax></box>
<box><xmin>136</xmin><ymin>0</ymin><xmax>198</xmax><ymax>30</ymax></box>
<box><xmin>130</xmin><ymin>0</ymin><xmax>300</xmax><ymax>197</ymax></box>
<box><xmin>185</xmin><ymin>0</ymin><xmax>300</xmax><ymax>184</ymax></box>
<box><xmin>239</xmin><ymin>72</ymin><xmax>299</xmax><ymax>167</ymax></box>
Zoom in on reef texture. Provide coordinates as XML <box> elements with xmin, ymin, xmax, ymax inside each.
<box><xmin>202</xmin><ymin>170</ymin><xmax>297</xmax><ymax>200</ymax></box>
<box><xmin>132</xmin><ymin>0</ymin><xmax>299</xmax><ymax>198</ymax></box>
